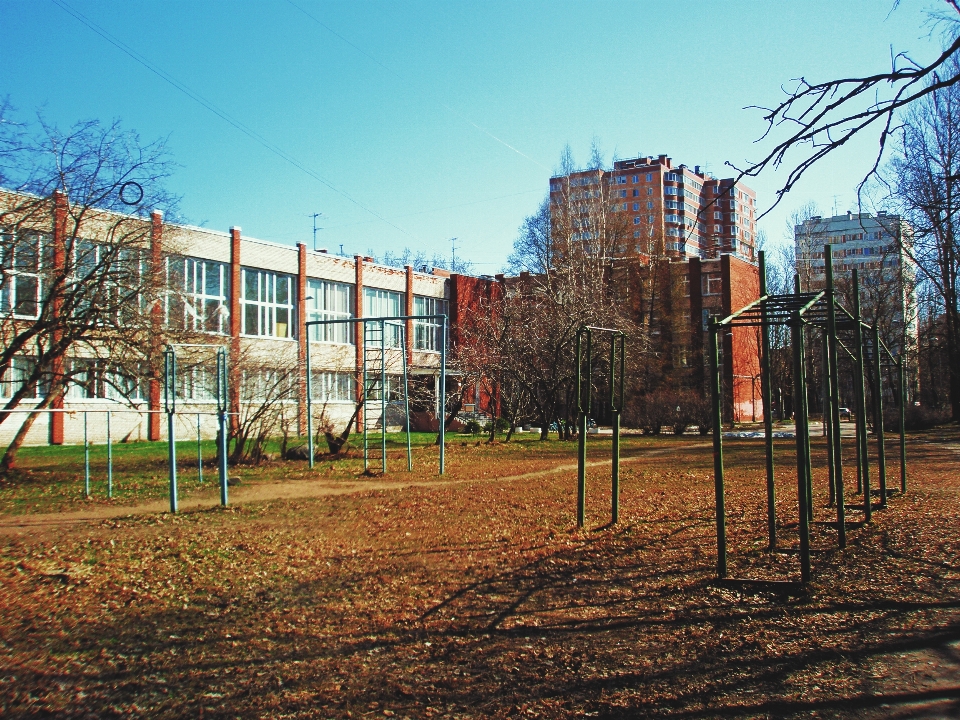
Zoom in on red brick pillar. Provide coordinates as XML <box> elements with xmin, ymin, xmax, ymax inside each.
<box><xmin>405</xmin><ymin>265</ymin><xmax>414</xmax><ymax>366</ymax></box>
<box><xmin>228</xmin><ymin>227</ymin><xmax>242</xmax><ymax>434</ymax></box>
<box><xmin>353</xmin><ymin>256</ymin><xmax>364</xmax><ymax>431</ymax></box>
<box><xmin>49</xmin><ymin>190</ymin><xmax>68</xmax><ymax>445</ymax></box>
<box><xmin>297</xmin><ymin>243</ymin><xmax>308</xmax><ymax>436</ymax></box>
<box><xmin>147</xmin><ymin>210</ymin><xmax>164</xmax><ymax>441</ymax></box>
<box><xmin>689</xmin><ymin>257</ymin><xmax>704</xmax><ymax>393</ymax></box>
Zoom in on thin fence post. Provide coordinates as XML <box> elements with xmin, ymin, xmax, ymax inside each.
<box><xmin>439</xmin><ymin>316</ymin><xmax>447</xmax><ymax>475</ymax></box>
<box><xmin>610</xmin><ymin>333</ymin><xmax>620</xmax><ymax>525</ymax></box>
<box><xmin>106</xmin><ymin>410</ymin><xmax>113</xmax><ymax>499</ymax></box>
<box><xmin>402</xmin><ymin>324</ymin><xmax>412</xmax><ymax>472</ymax></box>
<box><xmin>824</xmin><ymin>338</ymin><xmax>836</xmax><ymax>505</ymax></box>
<box><xmin>380</xmin><ymin>319</ymin><xmax>387</xmax><ymax>474</ymax></box>
<box><xmin>852</xmin><ymin>270</ymin><xmax>871</xmax><ymax>521</ymax></box>
<box><xmin>164</xmin><ymin>348</ymin><xmax>178</xmax><ymax>514</ymax></box>
<box><xmin>871</xmin><ymin>324</ymin><xmax>887</xmax><ymax>507</ymax></box>
<box><xmin>791</xmin><ymin>296</ymin><xmax>812</xmax><ymax>583</ymax></box>
<box><xmin>218</xmin><ymin>347</ymin><xmax>229</xmax><ymax>507</ymax></box>
<box><xmin>709</xmin><ymin>321</ymin><xmax>727</xmax><ymax>579</ymax></box>
<box><xmin>84</xmin><ymin>411</ymin><xmax>90</xmax><ymax>498</ymax></box>
<box><xmin>197</xmin><ymin>413</ymin><xmax>203</xmax><ymax>484</ymax></box>
<box><xmin>306</xmin><ymin>331</ymin><xmax>314</xmax><ymax>469</ymax></box>
<box><xmin>899</xmin><ymin>357</ymin><xmax>907</xmax><ymax>494</ymax></box>
<box><xmin>758</xmin><ymin>251</ymin><xmax>777</xmax><ymax>549</ymax></box>
<box><xmin>825</xmin><ymin>245</ymin><xmax>846</xmax><ymax>548</ymax></box>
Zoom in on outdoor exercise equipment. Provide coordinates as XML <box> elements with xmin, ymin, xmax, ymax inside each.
<box><xmin>709</xmin><ymin>246</ymin><xmax>908</xmax><ymax>584</ymax></box>
<box><xmin>163</xmin><ymin>344</ymin><xmax>229</xmax><ymax>512</ymax></box>
<box><xmin>305</xmin><ymin>314</ymin><xmax>448</xmax><ymax>475</ymax></box>
<box><xmin>574</xmin><ymin>325</ymin><xmax>626</xmax><ymax>528</ymax></box>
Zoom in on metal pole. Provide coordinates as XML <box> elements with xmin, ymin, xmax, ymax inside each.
<box><xmin>439</xmin><ymin>316</ymin><xmax>447</xmax><ymax>475</ymax></box>
<box><xmin>577</xmin><ymin>328</ymin><xmax>591</xmax><ymax>529</ymax></box>
<box><xmin>196</xmin><ymin>413</ymin><xmax>203</xmax><ymax>484</ymax></box>
<box><xmin>791</xmin><ymin>305</ymin><xmax>812</xmax><ymax>583</ymax></box>
<box><xmin>380</xmin><ymin>319</ymin><xmax>387</xmax><ymax>474</ymax></box>
<box><xmin>217</xmin><ymin>347</ymin><xmax>229</xmax><ymax>507</ymax></box>
<box><xmin>758</xmin><ymin>251</ymin><xmax>777</xmax><ymax>549</ymax></box>
<box><xmin>899</xmin><ymin>357</ymin><xmax>907</xmax><ymax>494</ymax></box>
<box><xmin>871</xmin><ymin>324</ymin><xmax>887</xmax><ymax>507</ymax></box>
<box><xmin>852</xmin><ymin>270</ymin><xmax>871</xmax><ymax>521</ymax></box>
<box><xmin>84</xmin><ymin>411</ymin><xmax>90</xmax><ymax>498</ymax></box>
<box><xmin>610</xmin><ymin>333</ymin><xmax>620</xmax><ymax>525</ymax></box>
<box><xmin>824</xmin><ymin>337</ymin><xmax>836</xmax><ymax>505</ymax></box>
<box><xmin>402</xmin><ymin>324</ymin><xmax>412</xmax><ymax>472</ymax></box>
<box><xmin>362</xmin><ymin>319</ymin><xmax>369</xmax><ymax>473</ymax></box>
<box><xmin>106</xmin><ymin>410</ymin><xmax>113</xmax><ymax>499</ymax></box>
<box><xmin>165</xmin><ymin>348</ymin><xmax>178</xmax><ymax>514</ymax></box>
<box><xmin>709</xmin><ymin>322</ymin><xmax>726</xmax><ymax>579</ymax></box>
<box><xmin>306</xmin><ymin>330</ymin><xmax>314</xmax><ymax>469</ymax></box>
<box><xmin>824</xmin><ymin>246</ymin><xmax>846</xmax><ymax>548</ymax></box>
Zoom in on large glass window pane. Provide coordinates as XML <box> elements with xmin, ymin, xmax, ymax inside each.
<box><xmin>14</xmin><ymin>275</ymin><xmax>38</xmax><ymax>316</ymax></box>
<box><xmin>244</xmin><ymin>270</ymin><xmax>258</xmax><ymax>301</ymax></box>
<box><xmin>244</xmin><ymin>304</ymin><xmax>258</xmax><ymax>335</ymax></box>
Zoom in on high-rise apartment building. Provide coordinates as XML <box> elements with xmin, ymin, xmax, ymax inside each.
<box><xmin>549</xmin><ymin>154</ymin><xmax>758</xmax><ymax>264</ymax></box>
<box><xmin>794</xmin><ymin>210</ymin><xmax>917</xmax><ymax>345</ymax></box>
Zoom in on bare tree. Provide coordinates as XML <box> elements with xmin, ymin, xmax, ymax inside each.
<box><xmin>732</xmin><ymin>2</ymin><xmax>960</xmax><ymax>216</ymax></box>
<box><xmin>882</xmin><ymin>56</ymin><xmax>960</xmax><ymax>419</ymax></box>
<box><xmin>0</xmin><ymin>108</ymin><xmax>178</xmax><ymax>470</ymax></box>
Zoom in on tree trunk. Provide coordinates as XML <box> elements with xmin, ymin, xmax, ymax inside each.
<box><xmin>0</xmin><ymin>406</ymin><xmax>48</xmax><ymax>474</ymax></box>
<box><xmin>436</xmin><ymin>395</ymin><xmax>463</xmax><ymax>445</ymax></box>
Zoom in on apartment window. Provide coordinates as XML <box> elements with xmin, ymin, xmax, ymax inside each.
<box><xmin>0</xmin><ymin>356</ymin><xmax>46</xmax><ymax>399</ymax></box>
<box><xmin>241</xmin><ymin>268</ymin><xmax>296</xmax><ymax>338</ymax></box>
<box><xmin>633</xmin><ymin>217</ymin><xmax>641</xmax><ymax>225</ymax></box>
<box><xmin>310</xmin><ymin>370</ymin><xmax>356</xmax><ymax>403</ymax></box>
<box><xmin>645</xmin><ymin>173</ymin><xmax>653</xmax><ymax>181</ymax></box>
<box><xmin>714</xmin><ymin>224</ymin><xmax>722</xmax><ymax>232</ymax></box>
<box><xmin>619</xmin><ymin>190</ymin><xmax>627</xmax><ymax>198</ymax></box>
<box><xmin>240</xmin><ymin>366</ymin><xmax>296</xmax><ymax>403</ymax></box>
<box><xmin>166</xmin><ymin>256</ymin><xmax>230</xmax><ymax>334</ymax></box>
<box><xmin>363</xmin><ymin>287</ymin><xmax>404</xmax><ymax>348</ymax></box>
<box><xmin>68</xmin><ymin>359</ymin><xmax>145</xmax><ymax>401</ymax></box>
<box><xmin>702</xmin><ymin>274</ymin><xmax>723</xmax><ymax>296</ymax></box>
<box><xmin>632</xmin><ymin>189</ymin><xmax>639</xmax><ymax>197</ymax></box>
<box><xmin>646</xmin><ymin>188</ymin><xmax>653</xmax><ymax>196</ymax></box>
<box><xmin>681</xmin><ymin>275</ymin><xmax>690</xmax><ymax>296</ymax></box>
<box><xmin>631</xmin><ymin>175</ymin><xmax>638</xmax><ymax>183</ymax></box>
<box><xmin>414</xmin><ymin>295</ymin><xmax>448</xmax><ymax>351</ymax></box>
<box><xmin>714</xmin><ymin>211</ymin><xmax>722</xmax><ymax>220</ymax></box>
<box><xmin>366</xmin><ymin>374</ymin><xmax>404</xmax><ymax>402</ymax></box>
<box><xmin>306</xmin><ymin>278</ymin><xmax>354</xmax><ymax>344</ymax></box>
<box><xmin>632</xmin><ymin>203</ymin><xmax>640</xmax><ymax>211</ymax></box>
<box><xmin>633</xmin><ymin>231</ymin><xmax>641</xmax><ymax>239</ymax></box>
<box><xmin>665</xmin><ymin>187</ymin><xmax>678</xmax><ymax>196</ymax></box>
<box><xmin>0</xmin><ymin>229</ymin><xmax>47</xmax><ymax>319</ymax></box>
<box><xmin>648</xmin><ymin>215</ymin><xmax>655</xmax><ymax>223</ymax></box>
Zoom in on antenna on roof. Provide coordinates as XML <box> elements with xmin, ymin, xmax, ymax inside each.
<box><xmin>311</xmin><ymin>212</ymin><xmax>324</xmax><ymax>252</ymax></box>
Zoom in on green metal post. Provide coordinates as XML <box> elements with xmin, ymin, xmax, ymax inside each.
<box><xmin>217</xmin><ymin>347</ymin><xmax>229</xmax><ymax>507</ymax></box>
<box><xmin>794</xmin><ymin>276</ymin><xmax>813</xmax><ymax>524</ymax></box>
<box><xmin>402</xmin><ymin>324</ymin><xmax>412</xmax><ymax>472</ymax></box>
<box><xmin>791</xmin><ymin>308</ymin><xmax>812</xmax><ymax>583</ymax></box>
<box><xmin>899</xmin><ymin>357</ymin><xmax>907</xmax><ymax>494</ymax></box>
<box><xmin>709</xmin><ymin>321</ymin><xmax>727</xmax><ymax>579</ymax></box>
<box><xmin>824</xmin><ymin>246</ymin><xmax>846</xmax><ymax>548</ymax></box>
<box><xmin>610</xmin><ymin>333</ymin><xmax>621</xmax><ymax>525</ymax></box>
<box><xmin>871</xmin><ymin>324</ymin><xmax>887</xmax><ymax>507</ymax></box>
<box><xmin>439</xmin><ymin>316</ymin><xmax>447</xmax><ymax>475</ymax></box>
<box><xmin>362</xmin><ymin>320</ymin><xmax>369</xmax><ymax>473</ymax></box>
<box><xmin>306</xmin><ymin>328</ymin><xmax>314</xmax><ymax>469</ymax></box>
<box><xmin>196</xmin><ymin>413</ymin><xmax>203</xmax><ymax>484</ymax></box>
<box><xmin>576</xmin><ymin>328</ymin><xmax>590</xmax><ymax>529</ymax></box>
<box><xmin>106</xmin><ymin>410</ymin><xmax>113</xmax><ymax>499</ymax></box>
<box><xmin>759</xmin><ymin>251</ymin><xmax>777</xmax><ymax>549</ymax></box>
<box><xmin>824</xmin><ymin>338</ymin><xmax>836</xmax><ymax>505</ymax></box>
<box><xmin>164</xmin><ymin>349</ymin><xmax>178</xmax><ymax>514</ymax></box>
<box><xmin>380</xmin><ymin>319</ymin><xmax>387</xmax><ymax>474</ymax></box>
<box><xmin>852</xmin><ymin>270</ymin><xmax>871</xmax><ymax>521</ymax></box>
<box><xmin>83</xmin><ymin>411</ymin><xmax>90</xmax><ymax>498</ymax></box>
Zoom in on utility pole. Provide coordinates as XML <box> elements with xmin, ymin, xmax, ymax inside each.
<box><xmin>450</xmin><ymin>237</ymin><xmax>458</xmax><ymax>271</ymax></box>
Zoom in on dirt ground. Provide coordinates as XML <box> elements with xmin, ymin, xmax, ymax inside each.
<box><xmin>0</xmin><ymin>429</ymin><xmax>958</xmax><ymax>718</ymax></box>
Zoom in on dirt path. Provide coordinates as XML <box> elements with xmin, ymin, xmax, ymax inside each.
<box><xmin>0</xmin><ymin>442</ymin><xmax>709</xmax><ymax>536</ymax></box>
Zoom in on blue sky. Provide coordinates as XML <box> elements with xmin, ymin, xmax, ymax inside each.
<box><xmin>0</xmin><ymin>0</ymin><xmax>947</xmax><ymax>271</ymax></box>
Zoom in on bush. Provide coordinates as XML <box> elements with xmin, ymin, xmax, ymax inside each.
<box><xmin>883</xmin><ymin>404</ymin><xmax>951</xmax><ymax>432</ymax></box>
<box><xmin>462</xmin><ymin>419</ymin><xmax>483</xmax><ymax>434</ymax></box>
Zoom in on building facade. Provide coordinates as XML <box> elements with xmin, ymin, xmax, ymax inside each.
<box><xmin>549</xmin><ymin>154</ymin><xmax>758</xmax><ymax>264</ymax></box>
